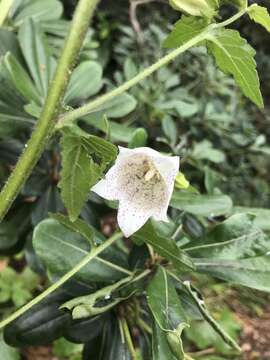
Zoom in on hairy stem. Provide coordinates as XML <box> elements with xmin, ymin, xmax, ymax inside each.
<box><xmin>0</xmin><ymin>0</ymin><xmax>100</xmax><ymax>221</ymax></box>
<box><xmin>0</xmin><ymin>232</ymin><xmax>122</xmax><ymax>329</ymax></box>
<box><xmin>56</xmin><ymin>7</ymin><xmax>249</xmax><ymax>130</ymax></box>
<box><xmin>183</xmin><ymin>281</ymin><xmax>242</xmax><ymax>353</ymax></box>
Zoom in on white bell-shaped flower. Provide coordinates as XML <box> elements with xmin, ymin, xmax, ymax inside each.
<box><xmin>91</xmin><ymin>146</ymin><xmax>179</xmax><ymax>237</ymax></box>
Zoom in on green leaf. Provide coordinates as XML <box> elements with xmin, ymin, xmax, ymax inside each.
<box><xmin>83</xmin><ymin>115</ymin><xmax>136</xmax><ymax>142</ymax></box>
<box><xmin>18</xmin><ymin>19</ymin><xmax>56</xmax><ymax>98</ymax></box>
<box><xmin>13</xmin><ymin>0</ymin><xmax>63</xmax><ymax>25</ymax></box>
<box><xmin>65</xmin><ymin>61</ymin><xmax>103</xmax><ymax>104</ymax></box>
<box><xmin>133</xmin><ymin>221</ymin><xmax>195</xmax><ymax>271</ymax></box>
<box><xmin>195</xmin><ymin>255</ymin><xmax>270</xmax><ymax>292</ymax></box>
<box><xmin>248</xmin><ymin>4</ymin><xmax>270</xmax><ymax>32</ymax></box>
<box><xmin>91</xmin><ymin>92</ymin><xmax>137</xmax><ymax>118</ymax></box>
<box><xmin>233</xmin><ymin>207</ymin><xmax>270</xmax><ymax>232</ymax></box>
<box><xmin>0</xmin><ymin>334</ymin><xmax>19</xmax><ymax>360</ymax></box>
<box><xmin>163</xmin><ymin>16</ymin><xmax>208</xmax><ymax>49</ymax></box>
<box><xmin>147</xmin><ymin>267</ymin><xmax>187</xmax><ymax>330</ymax></box>
<box><xmin>4</xmin><ymin>53</ymin><xmax>41</xmax><ymax>104</ymax></box>
<box><xmin>206</xmin><ymin>29</ymin><xmax>263</xmax><ymax>108</ymax></box>
<box><xmin>152</xmin><ymin>321</ymin><xmax>175</xmax><ymax>360</ymax></box>
<box><xmin>0</xmin><ymin>29</ymin><xmax>21</xmax><ymax>58</ymax></box>
<box><xmin>33</xmin><ymin>218</ymin><xmax>129</xmax><ymax>284</ymax></box>
<box><xmin>170</xmin><ymin>191</ymin><xmax>233</xmax><ymax>217</ymax></box>
<box><xmin>128</xmin><ymin>128</ymin><xmax>148</xmax><ymax>148</ymax></box>
<box><xmin>59</xmin><ymin>129</ymin><xmax>102</xmax><ymax>221</ymax></box>
<box><xmin>192</xmin><ymin>140</ymin><xmax>225</xmax><ymax>163</ymax></box>
<box><xmin>50</xmin><ymin>213</ymin><xmax>95</xmax><ymax>246</ymax></box>
<box><xmin>186</xmin><ymin>214</ymin><xmax>270</xmax><ymax>259</ymax></box>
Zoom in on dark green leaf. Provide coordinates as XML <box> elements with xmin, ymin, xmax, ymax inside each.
<box><xmin>152</xmin><ymin>321</ymin><xmax>175</xmax><ymax>360</ymax></box>
<box><xmin>33</xmin><ymin>219</ymin><xmax>129</xmax><ymax>284</ymax></box>
<box><xmin>50</xmin><ymin>213</ymin><xmax>95</xmax><ymax>245</ymax></box>
<box><xmin>147</xmin><ymin>267</ymin><xmax>187</xmax><ymax>330</ymax></box>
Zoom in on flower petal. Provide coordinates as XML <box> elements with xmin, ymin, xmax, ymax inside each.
<box><xmin>117</xmin><ymin>200</ymin><xmax>151</xmax><ymax>237</ymax></box>
<box><xmin>91</xmin><ymin>163</ymin><xmax>122</xmax><ymax>200</ymax></box>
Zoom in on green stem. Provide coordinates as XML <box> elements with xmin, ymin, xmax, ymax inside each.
<box><xmin>0</xmin><ymin>0</ymin><xmax>13</xmax><ymax>26</ymax></box>
<box><xmin>0</xmin><ymin>232</ymin><xmax>121</xmax><ymax>330</ymax></box>
<box><xmin>183</xmin><ymin>281</ymin><xmax>242</xmax><ymax>353</ymax></box>
<box><xmin>121</xmin><ymin>318</ymin><xmax>138</xmax><ymax>360</ymax></box>
<box><xmin>56</xmin><ymin>7</ymin><xmax>249</xmax><ymax>130</ymax></box>
<box><xmin>0</xmin><ymin>0</ymin><xmax>100</xmax><ymax>221</ymax></box>
<box><xmin>56</xmin><ymin>30</ymin><xmax>208</xmax><ymax>129</ymax></box>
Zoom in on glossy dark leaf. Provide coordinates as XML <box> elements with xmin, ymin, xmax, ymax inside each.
<box><xmin>33</xmin><ymin>218</ymin><xmax>129</xmax><ymax>284</ymax></box>
<box><xmin>133</xmin><ymin>221</ymin><xmax>195</xmax><ymax>271</ymax></box>
<box><xmin>147</xmin><ymin>267</ymin><xmax>187</xmax><ymax>330</ymax></box>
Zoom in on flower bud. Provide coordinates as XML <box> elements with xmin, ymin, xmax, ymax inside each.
<box><xmin>169</xmin><ymin>0</ymin><xmax>216</xmax><ymax>17</ymax></box>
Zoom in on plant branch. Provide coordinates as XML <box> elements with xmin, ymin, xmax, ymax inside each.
<box><xmin>0</xmin><ymin>232</ymin><xmax>122</xmax><ymax>330</ymax></box>
<box><xmin>121</xmin><ymin>317</ymin><xmax>138</xmax><ymax>360</ymax></box>
<box><xmin>0</xmin><ymin>0</ymin><xmax>100</xmax><ymax>221</ymax></box>
<box><xmin>183</xmin><ymin>281</ymin><xmax>242</xmax><ymax>353</ymax></box>
<box><xmin>56</xmin><ymin>7</ymin><xmax>249</xmax><ymax>130</ymax></box>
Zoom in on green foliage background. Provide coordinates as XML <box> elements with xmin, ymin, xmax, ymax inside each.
<box><xmin>0</xmin><ymin>0</ymin><xmax>269</xmax><ymax>359</ymax></box>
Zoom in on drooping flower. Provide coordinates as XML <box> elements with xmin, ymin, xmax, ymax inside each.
<box><xmin>91</xmin><ymin>146</ymin><xmax>179</xmax><ymax>237</ymax></box>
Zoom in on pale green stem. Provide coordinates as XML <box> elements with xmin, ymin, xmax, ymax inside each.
<box><xmin>0</xmin><ymin>232</ymin><xmax>121</xmax><ymax>329</ymax></box>
<box><xmin>121</xmin><ymin>317</ymin><xmax>138</xmax><ymax>360</ymax></box>
<box><xmin>56</xmin><ymin>7</ymin><xmax>250</xmax><ymax>130</ymax></box>
<box><xmin>0</xmin><ymin>0</ymin><xmax>100</xmax><ymax>221</ymax></box>
<box><xmin>183</xmin><ymin>281</ymin><xmax>242</xmax><ymax>353</ymax></box>
<box><xmin>0</xmin><ymin>0</ymin><xmax>13</xmax><ymax>26</ymax></box>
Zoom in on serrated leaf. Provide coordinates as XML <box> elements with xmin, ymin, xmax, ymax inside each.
<box><xmin>163</xmin><ymin>16</ymin><xmax>208</xmax><ymax>49</ymax></box>
<box><xmin>206</xmin><ymin>29</ymin><xmax>263</xmax><ymax>108</ymax></box>
<box><xmin>248</xmin><ymin>4</ymin><xmax>270</xmax><ymax>32</ymax></box>
<box><xmin>59</xmin><ymin>130</ymin><xmax>102</xmax><ymax>221</ymax></box>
